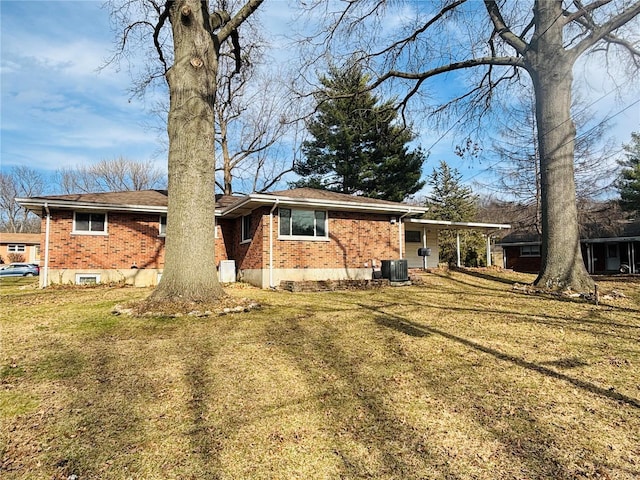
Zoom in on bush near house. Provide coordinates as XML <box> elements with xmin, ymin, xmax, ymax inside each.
<box><xmin>6</xmin><ymin>253</ymin><xmax>25</xmax><ymax>263</ymax></box>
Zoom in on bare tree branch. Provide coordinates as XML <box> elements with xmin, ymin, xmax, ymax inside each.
<box><xmin>571</xmin><ymin>0</ymin><xmax>640</xmax><ymax>59</ymax></box>
<box><xmin>484</xmin><ymin>0</ymin><xmax>528</xmax><ymax>54</ymax></box>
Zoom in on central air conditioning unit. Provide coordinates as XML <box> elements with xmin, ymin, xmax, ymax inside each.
<box><xmin>381</xmin><ymin>259</ymin><xmax>409</xmax><ymax>282</ymax></box>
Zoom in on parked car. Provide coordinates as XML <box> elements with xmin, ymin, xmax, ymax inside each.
<box><xmin>0</xmin><ymin>263</ymin><xmax>40</xmax><ymax>277</ymax></box>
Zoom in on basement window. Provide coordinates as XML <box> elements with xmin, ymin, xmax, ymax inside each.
<box><xmin>75</xmin><ymin>273</ymin><xmax>101</xmax><ymax>285</ymax></box>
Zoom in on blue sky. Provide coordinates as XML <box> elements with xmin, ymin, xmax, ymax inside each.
<box><xmin>1</xmin><ymin>1</ymin><xmax>165</xmax><ymax>180</ymax></box>
<box><xmin>1</xmin><ymin>1</ymin><xmax>639</xmax><ymax>197</ymax></box>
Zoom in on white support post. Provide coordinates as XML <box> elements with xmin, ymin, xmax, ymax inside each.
<box><xmin>456</xmin><ymin>232</ymin><xmax>461</xmax><ymax>268</ymax></box>
<box><xmin>422</xmin><ymin>227</ymin><xmax>427</xmax><ymax>270</ymax></box>
<box><xmin>486</xmin><ymin>235</ymin><xmax>492</xmax><ymax>267</ymax></box>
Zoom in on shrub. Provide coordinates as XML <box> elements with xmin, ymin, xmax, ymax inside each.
<box><xmin>7</xmin><ymin>253</ymin><xmax>25</xmax><ymax>263</ymax></box>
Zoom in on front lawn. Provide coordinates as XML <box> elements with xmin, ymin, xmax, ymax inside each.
<box><xmin>1</xmin><ymin>270</ymin><xmax>639</xmax><ymax>479</ymax></box>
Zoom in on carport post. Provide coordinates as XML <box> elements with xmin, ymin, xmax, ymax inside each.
<box><xmin>486</xmin><ymin>234</ymin><xmax>492</xmax><ymax>267</ymax></box>
<box><xmin>456</xmin><ymin>232</ymin><xmax>461</xmax><ymax>268</ymax></box>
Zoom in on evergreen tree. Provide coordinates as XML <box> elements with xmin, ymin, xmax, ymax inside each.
<box><xmin>425</xmin><ymin>161</ymin><xmax>484</xmax><ymax>266</ymax></box>
<box><xmin>292</xmin><ymin>63</ymin><xmax>425</xmax><ymax>202</ymax></box>
<box><xmin>617</xmin><ymin>132</ymin><xmax>640</xmax><ymax>215</ymax></box>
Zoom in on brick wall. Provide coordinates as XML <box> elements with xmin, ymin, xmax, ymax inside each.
<box><xmin>43</xmin><ymin>209</ymin><xmax>229</xmax><ymax>270</ymax></box>
<box><xmin>43</xmin><ymin>207</ymin><xmax>400</xmax><ymax>274</ymax></box>
<box><xmin>233</xmin><ymin>207</ymin><xmax>269</xmax><ymax>270</ymax></box>
<box><xmin>233</xmin><ymin>208</ymin><xmax>400</xmax><ymax>271</ymax></box>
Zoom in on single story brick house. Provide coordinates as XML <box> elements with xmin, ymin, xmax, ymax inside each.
<box><xmin>499</xmin><ymin>220</ymin><xmax>640</xmax><ymax>274</ymax></box>
<box><xmin>17</xmin><ymin>188</ymin><xmax>509</xmax><ymax>288</ymax></box>
<box><xmin>0</xmin><ymin>232</ymin><xmax>41</xmax><ymax>265</ymax></box>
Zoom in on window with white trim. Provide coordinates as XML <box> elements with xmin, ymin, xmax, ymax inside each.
<box><xmin>279</xmin><ymin>208</ymin><xmax>327</xmax><ymax>239</ymax></box>
<box><xmin>520</xmin><ymin>245</ymin><xmax>540</xmax><ymax>257</ymax></box>
<box><xmin>241</xmin><ymin>214</ymin><xmax>252</xmax><ymax>242</ymax></box>
<box><xmin>73</xmin><ymin>212</ymin><xmax>107</xmax><ymax>234</ymax></box>
<box><xmin>8</xmin><ymin>244</ymin><xmax>26</xmax><ymax>253</ymax></box>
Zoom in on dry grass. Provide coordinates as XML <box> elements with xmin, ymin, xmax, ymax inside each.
<box><xmin>1</xmin><ymin>270</ymin><xmax>639</xmax><ymax>479</ymax></box>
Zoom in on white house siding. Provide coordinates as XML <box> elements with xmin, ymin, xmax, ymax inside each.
<box><xmin>404</xmin><ymin>228</ymin><xmax>439</xmax><ymax>269</ymax></box>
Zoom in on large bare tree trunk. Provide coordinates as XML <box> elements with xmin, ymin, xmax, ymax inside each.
<box><xmin>528</xmin><ymin>1</ymin><xmax>594</xmax><ymax>292</ymax></box>
<box><xmin>150</xmin><ymin>0</ymin><xmax>225</xmax><ymax>302</ymax></box>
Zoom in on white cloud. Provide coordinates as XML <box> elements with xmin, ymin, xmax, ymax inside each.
<box><xmin>1</xmin><ymin>1</ymin><xmax>163</xmax><ymax>179</ymax></box>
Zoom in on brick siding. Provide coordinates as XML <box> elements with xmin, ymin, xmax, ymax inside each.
<box><xmin>233</xmin><ymin>208</ymin><xmax>400</xmax><ymax>271</ymax></box>
<box><xmin>43</xmin><ymin>207</ymin><xmax>400</xmax><ymax>274</ymax></box>
<box><xmin>43</xmin><ymin>209</ymin><xmax>228</xmax><ymax>270</ymax></box>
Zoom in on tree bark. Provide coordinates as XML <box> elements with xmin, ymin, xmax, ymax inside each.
<box><xmin>527</xmin><ymin>0</ymin><xmax>594</xmax><ymax>292</ymax></box>
<box><xmin>150</xmin><ymin>0</ymin><xmax>225</xmax><ymax>302</ymax></box>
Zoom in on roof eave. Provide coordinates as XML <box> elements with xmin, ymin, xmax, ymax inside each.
<box><xmin>406</xmin><ymin>218</ymin><xmax>511</xmax><ymax>230</ymax></box>
<box><xmin>221</xmin><ymin>193</ymin><xmax>428</xmax><ymax>218</ymax></box>
<box><xmin>15</xmin><ymin>197</ymin><xmax>170</xmax><ymax>215</ymax></box>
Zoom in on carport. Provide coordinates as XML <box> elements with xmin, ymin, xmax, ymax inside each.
<box><xmin>403</xmin><ymin>219</ymin><xmax>511</xmax><ymax>268</ymax></box>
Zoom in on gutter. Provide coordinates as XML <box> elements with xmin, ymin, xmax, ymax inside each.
<box><xmin>398</xmin><ymin>210</ymin><xmax>412</xmax><ymax>259</ymax></box>
<box><xmin>43</xmin><ymin>203</ymin><xmax>51</xmax><ymax>288</ymax></box>
<box><xmin>16</xmin><ymin>198</ymin><xmax>168</xmax><ymax>214</ymax></box>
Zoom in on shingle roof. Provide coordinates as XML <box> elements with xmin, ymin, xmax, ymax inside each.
<box><xmin>268</xmin><ymin>188</ymin><xmax>411</xmax><ymax>207</ymax></box>
<box><xmin>19</xmin><ymin>188</ymin><xmax>423</xmax><ymax>215</ymax></box>
<box><xmin>19</xmin><ymin>190</ymin><xmax>242</xmax><ymax>210</ymax></box>
<box><xmin>26</xmin><ymin>190</ymin><xmax>170</xmax><ymax>207</ymax></box>
<box><xmin>498</xmin><ymin>231</ymin><xmax>542</xmax><ymax>244</ymax></box>
<box><xmin>0</xmin><ymin>232</ymin><xmax>41</xmax><ymax>244</ymax></box>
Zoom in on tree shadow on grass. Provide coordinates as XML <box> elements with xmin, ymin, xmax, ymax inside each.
<box><xmin>183</xmin><ymin>338</ymin><xmax>224</xmax><ymax>479</ymax></box>
<box><xmin>371</xmin><ymin>308</ymin><xmax>640</xmax><ymax>409</ymax></box>
<box><xmin>370</xmin><ymin>297</ymin><xmax>640</xmax><ymax>344</ymax></box>
<box><xmin>363</xmin><ymin>307</ymin><xmax>640</xmax><ymax>478</ymax></box>
<box><xmin>42</xmin><ymin>320</ymin><xmax>233</xmax><ymax>479</ymax></box>
<box><xmin>263</xmin><ymin>319</ymin><xmax>465</xmax><ymax>480</ymax></box>
<box><xmin>266</xmin><ymin>306</ymin><xmax>604</xmax><ymax>479</ymax></box>
<box><xmin>451</xmin><ymin>267</ymin><xmax>525</xmax><ymax>285</ymax></box>
<box><xmin>46</xmin><ymin>342</ymin><xmax>150</xmax><ymax>479</ymax></box>
<box><xmin>451</xmin><ymin>268</ymin><xmax>640</xmax><ymax>316</ymax></box>
<box><xmin>418</xmin><ymin>273</ymin><xmax>640</xmax><ymax>333</ymax></box>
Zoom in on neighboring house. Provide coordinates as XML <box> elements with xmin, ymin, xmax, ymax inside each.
<box><xmin>499</xmin><ymin>220</ymin><xmax>640</xmax><ymax>274</ymax></box>
<box><xmin>0</xmin><ymin>232</ymin><xmax>41</xmax><ymax>265</ymax></box>
<box><xmin>498</xmin><ymin>231</ymin><xmax>543</xmax><ymax>273</ymax></box>
<box><xmin>17</xmin><ymin>188</ymin><xmax>510</xmax><ymax>288</ymax></box>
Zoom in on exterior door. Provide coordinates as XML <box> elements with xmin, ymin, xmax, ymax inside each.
<box><xmin>606</xmin><ymin>243</ymin><xmax>620</xmax><ymax>272</ymax></box>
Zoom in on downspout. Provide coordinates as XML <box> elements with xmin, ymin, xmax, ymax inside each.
<box><xmin>43</xmin><ymin>203</ymin><xmax>51</xmax><ymax>288</ymax></box>
<box><xmin>398</xmin><ymin>210</ymin><xmax>411</xmax><ymax>259</ymax></box>
<box><xmin>269</xmin><ymin>199</ymin><xmax>279</xmax><ymax>288</ymax></box>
